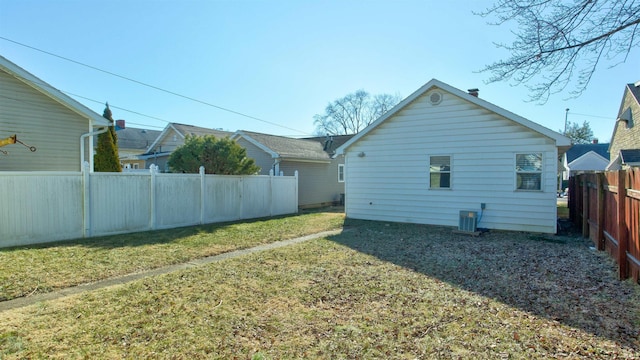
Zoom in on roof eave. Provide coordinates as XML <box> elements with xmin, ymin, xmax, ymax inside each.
<box><xmin>0</xmin><ymin>55</ymin><xmax>109</xmax><ymax>127</ymax></box>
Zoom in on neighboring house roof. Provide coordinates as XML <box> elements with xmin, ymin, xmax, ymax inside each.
<box><xmin>336</xmin><ymin>78</ymin><xmax>571</xmax><ymax>155</ymax></box>
<box><xmin>117</xmin><ymin>127</ymin><xmax>161</xmax><ymax>151</ymax></box>
<box><xmin>565</xmin><ymin>143</ymin><xmax>610</xmax><ymax>163</ymax></box>
<box><xmin>628</xmin><ymin>80</ymin><xmax>640</xmax><ymax>104</ymax></box>
<box><xmin>303</xmin><ymin>134</ymin><xmax>355</xmax><ymax>156</ymax></box>
<box><xmin>621</xmin><ymin>149</ymin><xmax>640</xmax><ymax>165</ymax></box>
<box><xmin>146</xmin><ymin>122</ymin><xmax>232</xmax><ymax>153</ymax></box>
<box><xmin>232</xmin><ymin>130</ymin><xmax>331</xmax><ymax>162</ymax></box>
<box><xmin>0</xmin><ymin>55</ymin><xmax>109</xmax><ymax>127</ymax></box>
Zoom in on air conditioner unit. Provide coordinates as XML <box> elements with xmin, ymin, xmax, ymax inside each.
<box><xmin>459</xmin><ymin>211</ymin><xmax>478</xmax><ymax>232</ymax></box>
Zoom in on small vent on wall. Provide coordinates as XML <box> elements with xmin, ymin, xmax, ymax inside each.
<box><xmin>429</xmin><ymin>91</ymin><xmax>443</xmax><ymax>105</ymax></box>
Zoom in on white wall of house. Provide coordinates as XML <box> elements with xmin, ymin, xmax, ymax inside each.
<box><xmin>343</xmin><ymin>89</ymin><xmax>561</xmax><ymax>233</ymax></box>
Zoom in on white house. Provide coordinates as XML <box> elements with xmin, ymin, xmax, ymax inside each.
<box><xmin>561</xmin><ymin>142</ymin><xmax>610</xmax><ymax>180</ymax></box>
<box><xmin>335</xmin><ymin>79</ymin><xmax>571</xmax><ymax>234</ymax></box>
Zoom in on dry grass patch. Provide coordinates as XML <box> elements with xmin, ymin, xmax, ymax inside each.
<box><xmin>0</xmin><ymin>211</ymin><xmax>344</xmax><ymax>301</ymax></box>
<box><xmin>1</xmin><ymin>219</ymin><xmax>639</xmax><ymax>359</ymax></box>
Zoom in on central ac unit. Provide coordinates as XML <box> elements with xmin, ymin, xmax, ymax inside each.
<box><xmin>459</xmin><ymin>211</ymin><xmax>478</xmax><ymax>232</ymax></box>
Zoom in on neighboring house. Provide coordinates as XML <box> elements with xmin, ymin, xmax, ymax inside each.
<box><xmin>562</xmin><ymin>141</ymin><xmax>610</xmax><ymax>180</ymax></box>
<box><xmin>335</xmin><ymin>79</ymin><xmax>571</xmax><ymax>234</ymax></box>
<box><xmin>607</xmin><ymin>81</ymin><xmax>640</xmax><ymax>170</ymax></box>
<box><xmin>0</xmin><ymin>55</ymin><xmax>110</xmax><ymax>171</ymax></box>
<box><xmin>114</xmin><ymin>120</ymin><xmax>162</xmax><ymax>170</ymax></box>
<box><xmin>232</xmin><ymin>130</ymin><xmax>352</xmax><ymax>207</ymax></box>
<box><xmin>142</xmin><ymin>123</ymin><xmax>232</xmax><ymax>172</ymax></box>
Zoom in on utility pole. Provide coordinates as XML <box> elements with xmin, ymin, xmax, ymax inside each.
<box><xmin>564</xmin><ymin>108</ymin><xmax>570</xmax><ymax>134</ymax></box>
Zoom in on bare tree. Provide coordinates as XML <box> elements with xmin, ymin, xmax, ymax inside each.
<box><xmin>478</xmin><ymin>0</ymin><xmax>640</xmax><ymax>102</ymax></box>
<box><xmin>314</xmin><ymin>90</ymin><xmax>401</xmax><ymax>135</ymax></box>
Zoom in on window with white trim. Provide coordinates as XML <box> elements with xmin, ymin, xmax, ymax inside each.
<box><xmin>338</xmin><ymin>164</ymin><xmax>345</xmax><ymax>182</ymax></box>
<box><xmin>429</xmin><ymin>155</ymin><xmax>451</xmax><ymax>189</ymax></box>
<box><xmin>516</xmin><ymin>153</ymin><xmax>542</xmax><ymax>190</ymax></box>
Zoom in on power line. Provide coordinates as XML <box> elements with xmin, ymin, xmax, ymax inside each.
<box><xmin>0</xmin><ymin>36</ymin><xmax>311</xmax><ymax>135</ymax></box>
<box><xmin>568</xmin><ymin>112</ymin><xmax>612</xmax><ymax>120</ymax></box>
<box><xmin>63</xmin><ymin>91</ymin><xmax>169</xmax><ymax>128</ymax></box>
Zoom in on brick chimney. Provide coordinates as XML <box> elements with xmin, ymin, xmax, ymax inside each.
<box><xmin>592</xmin><ymin>138</ymin><xmax>598</xmax><ymax>144</ymax></box>
<box><xmin>467</xmin><ymin>88</ymin><xmax>479</xmax><ymax>97</ymax></box>
<box><xmin>116</xmin><ymin>119</ymin><xmax>125</xmax><ymax>130</ymax></box>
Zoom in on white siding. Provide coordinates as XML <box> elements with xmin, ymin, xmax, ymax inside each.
<box><xmin>344</xmin><ymin>91</ymin><xmax>559</xmax><ymax>233</ymax></box>
<box><xmin>0</xmin><ymin>70</ymin><xmax>90</xmax><ymax>171</ymax></box>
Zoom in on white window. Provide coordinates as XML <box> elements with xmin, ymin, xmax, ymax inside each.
<box><xmin>429</xmin><ymin>155</ymin><xmax>451</xmax><ymax>189</ymax></box>
<box><xmin>516</xmin><ymin>153</ymin><xmax>543</xmax><ymax>190</ymax></box>
<box><xmin>338</xmin><ymin>164</ymin><xmax>345</xmax><ymax>182</ymax></box>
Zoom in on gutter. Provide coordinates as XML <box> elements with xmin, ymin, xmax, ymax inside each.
<box><xmin>80</xmin><ymin>127</ymin><xmax>108</xmax><ymax>172</ymax></box>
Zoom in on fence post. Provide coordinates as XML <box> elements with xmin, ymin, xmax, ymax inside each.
<box><xmin>618</xmin><ymin>169</ymin><xmax>629</xmax><ymax>280</ymax></box>
<box><xmin>596</xmin><ymin>173</ymin><xmax>605</xmax><ymax>250</ymax></box>
<box><xmin>200</xmin><ymin>166</ymin><xmax>205</xmax><ymax>225</ymax></box>
<box><xmin>582</xmin><ymin>175</ymin><xmax>589</xmax><ymax>237</ymax></box>
<box><xmin>82</xmin><ymin>161</ymin><xmax>91</xmax><ymax>238</ymax></box>
<box><xmin>294</xmin><ymin>170</ymin><xmax>299</xmax><ymax>213</ymax></box>
<box><xmin>568</xmin><ymin>176</ymin><xmax>575</xmax><ymax>223</ymax></box>
<box><xmin>150</xmin><ymin>165</ymin><xmax>157</xmax><ymax>230</ymax></box>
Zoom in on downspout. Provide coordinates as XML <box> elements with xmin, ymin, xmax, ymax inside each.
<box><xmin>273</xmin><ymin>157</ymin><xmax>281</xmax><ymax>176</ymax></box>
<box><xmin>80</xmin><ymin>127</ymin><xmax>108</xmax><ymax>172</ymax></box>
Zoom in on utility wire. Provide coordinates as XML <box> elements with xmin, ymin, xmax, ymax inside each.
<box><xmin>0</xmin><ymin>36</ymin><xmax>310</xmax><ymax>135</ymax></box>
<box><xmin>64</xmin><ymin>91</ymin><xmax>169</xmax><ymax>128</ymax></box>
<box><xmin>568</xmin><ymin>112</ymin><xmax>612</xmax><ymax>120</ymax></box>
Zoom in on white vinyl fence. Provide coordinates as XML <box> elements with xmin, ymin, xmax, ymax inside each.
<box><xmin>0</xmin><ymin>165</ymin><xmax>298</xmax><ymax>248</ymax></box>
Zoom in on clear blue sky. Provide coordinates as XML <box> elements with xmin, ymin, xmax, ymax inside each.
<box><xmin>1</xmin><ymin>0</ymin><xmax>637</xmax><ymax>142</ymax></box>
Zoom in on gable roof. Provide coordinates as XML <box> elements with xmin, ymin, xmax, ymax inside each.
<box><xmin>232</xmin><ymin>130</ymin><xmax>331</xmax><ymax>162</ymax></box>
<box><xmin>116</xmin><ymin>127</ymin><xmax>162</xmax><ymax>150</ymax></box>
<box><xmin>335</xmin><ymin>78</ymin><xmax>571</xmax><ymax>155</ymax></box>
<box><xmin>146</xmin><ymin>122</ymin><xmax>232</xmax><ymax>152</ymax></box>
<box><xmin>0</xmin><ymin>55</ymin><xmax>109</xmax><ymax>127</ymax></box>
<box><xmin>627</xmin><ymin>81</ymin><xmax>640</xmax><ymax>105</ymax></box>
<box><xmin>565</xmin><ymin>143</ymin><xmax>610</xmax><ymax>163</ymax></box>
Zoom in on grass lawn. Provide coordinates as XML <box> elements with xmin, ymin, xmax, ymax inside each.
<box><xmin>0</xmin><ymin>211</ymin><xmax>345</xmax><ymax>301</ymax></box>
<box><xmin>1</xmin><ymin>217</ymin><xmax>639</xmax><ymax>359</ymax></box>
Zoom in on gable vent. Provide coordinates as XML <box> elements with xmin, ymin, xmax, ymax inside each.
<box><xmin>429</xmin><ymin>91</ymin><xmax>443</xmax><ymax>105</ymax></box>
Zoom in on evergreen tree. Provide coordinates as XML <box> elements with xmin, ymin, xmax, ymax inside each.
<box><xmin>94</xmin><ymin>103</ymin><xmax>122</xmax><ymax>172</ymax></box>
<box><xmin>563</xmin><ymin>120</ymin><xmax>594</xmax><ymax>145</ymax></box>
<box><xmin>168</xmin><ymin>135</ymin><xmax>260</xmax><ymax>175</ymax></box>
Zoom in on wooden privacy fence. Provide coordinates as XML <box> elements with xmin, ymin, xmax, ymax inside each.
<box><xmin>0</xmin><ymin>165</ymin><xmax>298</xmax><ymax>248</ymax></box>
<box><xmin>569</xmin><ymin>168</ymin><xmax>640</xmax><ymax>283</ymax></box>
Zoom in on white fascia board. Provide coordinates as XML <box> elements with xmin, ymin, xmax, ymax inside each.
<box><xmin>281</xmin><ymin>157</ymin><xmax>331</xmax><ymax>164</ymax></box>
<box><xmin>232</xmin><ymin>131</ymin><xmax>280</xmax><ymax>159</ymax></box>
<box><xmin>0</xmin><ymin>55</ymin><xmax>109</xmax><ymax>127</ymax></box>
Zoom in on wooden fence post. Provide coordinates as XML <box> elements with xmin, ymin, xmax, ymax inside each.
<box><xmin>596</xmin><ymin>173</ymin><xmax>605</xmax><ymax>250</ymax></box>
<box><xmin>582</xmin><ymin>175</ymin><xmax>589</xmax><ymax>238</ymax></box>
<box><xmin>618</xmin><ymin>169</ymin><xmax>628</xmax><ymax>280</ymax></box>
